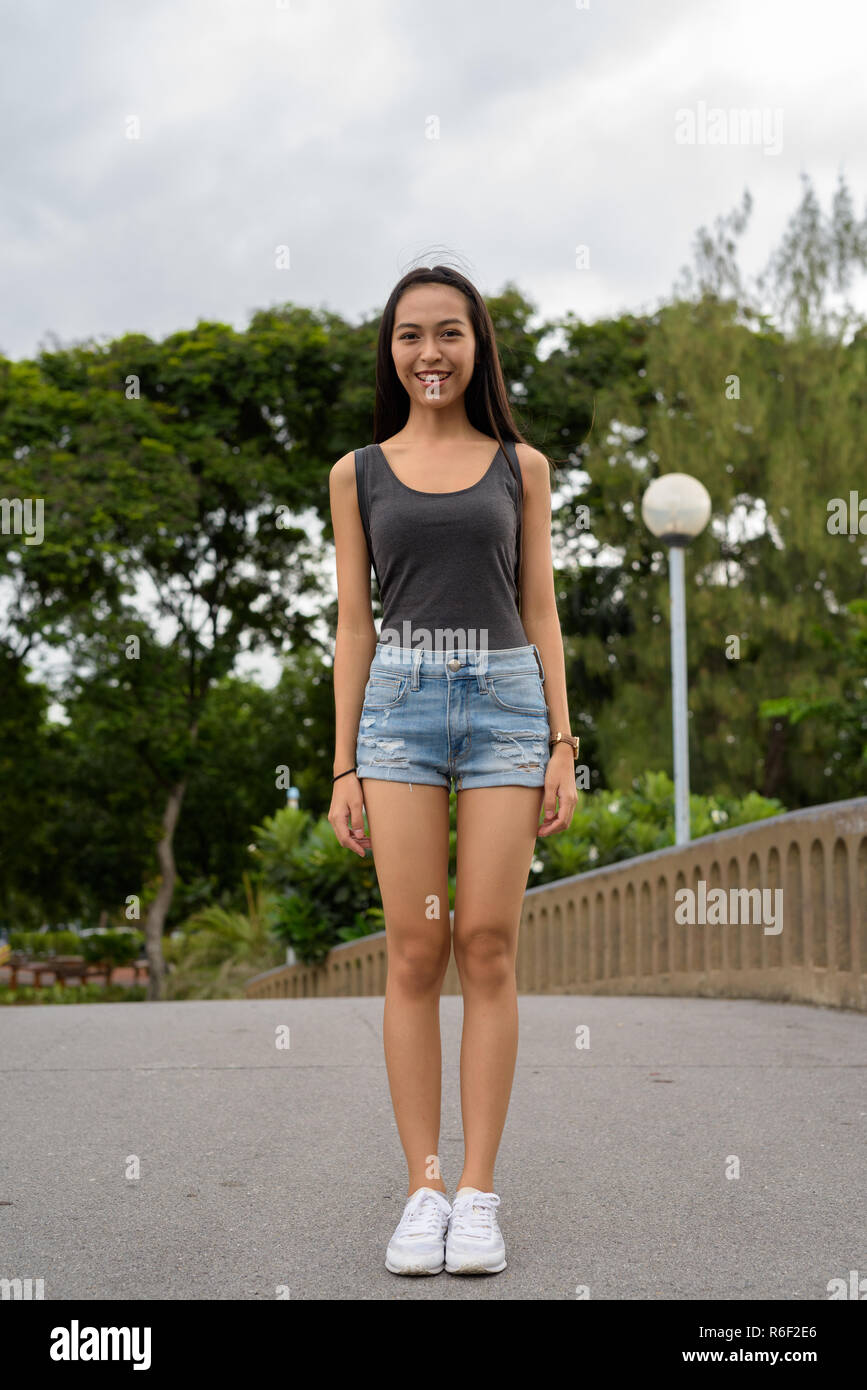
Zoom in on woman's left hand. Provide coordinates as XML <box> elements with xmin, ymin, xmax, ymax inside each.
<box><xmin>537</xmin><ymin>745</ymin><xmax>579</xmax><ymax>836</ymax></box>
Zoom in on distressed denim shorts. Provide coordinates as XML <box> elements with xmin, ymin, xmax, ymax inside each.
<box><xmin>355</xmin><ymin>642</ymin><xmax>551</xmax><ymax>791</ymax></box>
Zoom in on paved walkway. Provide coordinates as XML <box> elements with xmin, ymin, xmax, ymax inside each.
<box><xmin>1</xmin><ymin>995</ymin><xmax>864</xmax><ymax>1300</ymax></box>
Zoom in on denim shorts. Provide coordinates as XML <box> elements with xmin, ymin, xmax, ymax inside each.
<box><xmin>355</xmin><ymin>642</ymin><xmax>551</xmax><ymax>791</ymax></box>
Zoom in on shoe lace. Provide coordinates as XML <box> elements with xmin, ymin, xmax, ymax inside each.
<box><xmin>398</xmin><ymin>1189</ymin><xmax>449</xmax><ymax>1238</ymax></box>
<box><xmin>449</xmin><ymin>1191</ymin><xmax>500</xmax><ymax>1238</ymax></box>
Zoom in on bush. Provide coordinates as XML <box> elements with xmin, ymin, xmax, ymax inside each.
<box><xmin>50</xmin><ymin>930</ymin><xmax>83</xmax><ymax>956</ymax></box>
<box><xmin>165</xmin><ymin>874</ymin><xmax>287</xmax><ymax>999</ymax></box>
<box><xmin>268</xmin><ymin>897</ymin><xmax>385</xmax><ymax>967</ymax></box>
<box><xmin>0</xmin><ymin>982</ymin><xmax>146</xmax><ymax>1005</ymax></box>
<box><xmin>80</xmin><ymin>930</ymin><xmax>143</xmax><ymax>969</ymax></box>
<box><xmin>250</xmin><ymin>807</ymin><xmax>385</xmax><ymax>965</ymax></box>
<box><xmin>8</xmin><ymin>929</ymin><xmax>81</xmax><ymax>957</ymax></box>
<box><xmin>528</xmin><ymin>770</ymin><xmax>785</xmax><ymax>885</ymax></box>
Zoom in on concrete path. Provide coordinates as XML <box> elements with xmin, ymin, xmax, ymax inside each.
<box><xmin>1</xmin><ymin>995</ymin><xmax>864</xmax><ymax>1300</ymax></box>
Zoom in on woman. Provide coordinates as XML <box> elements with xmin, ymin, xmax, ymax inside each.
<box><xmin>328</xmin><ymin>264</ymin><xmax>578</xmax><ymax>1275</ymax></box>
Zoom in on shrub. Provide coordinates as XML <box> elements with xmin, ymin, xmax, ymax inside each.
<box><xmin>8</xmin><ymin>930</ymin><xmax>81</xmax><ymax>957</ymax></box>
<box><xmin>0</xmin><ymin>982</ymin><xmax>146</xmax><ymax>1005</ymax></box>
<box><xmin>165</xmin><ymin>874</ymin><xmax>286</xmax><ymax>998</ymax></box>
<box><xmin>250</xmin><ymin>807</ymin><xmax>385</xmax><ymax>965</ymax></box>
<box><xmin>80</xmin><ymin>931</ymin><xmax>143</xmax><ymax>969</ymax></box>
<box><xmin>529</xmin><ymin>770</ymin><xmax>785</xmax><ymax>885</ymax></box>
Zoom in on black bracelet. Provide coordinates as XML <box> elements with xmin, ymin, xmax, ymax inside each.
<box><xmin>332</xmin><ymin>766</ymin><xmax>357</xmax><ymax>782</ymax></box>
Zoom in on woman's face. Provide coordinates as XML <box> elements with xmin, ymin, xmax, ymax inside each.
<box><xmin>390</xmin><ymin>283</ymin><xmax>477</xmax><ymax>407</ymax></box>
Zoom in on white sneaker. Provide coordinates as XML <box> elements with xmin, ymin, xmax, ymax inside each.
<box><xmin>445</xmin><ymin>1190</ymin><xmax>507</xmax><ymax>1274</ymax></box>
<box><xmin>385</xmin><ymin>1187</ymin><xmax>452</xmax><ymax>1275</ymax></box>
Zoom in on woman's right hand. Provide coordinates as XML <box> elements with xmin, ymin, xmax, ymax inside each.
<box><xmin>328</xmin><ymin>773</ymin><xmax>371</xmax><ymax>857</ymax></box>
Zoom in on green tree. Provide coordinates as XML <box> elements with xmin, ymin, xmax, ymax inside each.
<box><xmin>539</xmin><ymin>175</ymin><xmax>867</xmax><ymax>804</ymax></box>
<box><xmin>0</xmin><ymin>311</ymin><xmax>365</xmax><ymax>994</ymax></box>
<box><xmin>759</xmin><ymin>598</ymin><xmax>867</xmax><ymax>795</ymax></box>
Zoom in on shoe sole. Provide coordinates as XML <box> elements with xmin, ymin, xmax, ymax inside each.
<box><xmin>446</xmin><ymin>1258</ymin><xmax>507</xmax><ymax>1274</ymax></box>
<box><xmin>385</xmin><ymin>1256</ymin><xmax>445</xmax><ymax>1275</ymax></box>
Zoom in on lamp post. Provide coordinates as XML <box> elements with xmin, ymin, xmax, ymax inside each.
<box><xmin>285</xmin><ymin>775</ymin><xmax>298</xmax><ymax>960</ymax></box>
<box><xmin>640</xmin><ymin>474</ymin><xmax>711</xmax><ymax>846</ymax></box>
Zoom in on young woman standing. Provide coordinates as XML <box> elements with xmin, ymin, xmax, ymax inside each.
<box><xmin>328</xmin><ymin>265</ymin><xmax>578</xmax><ymax>1275</ymax></box>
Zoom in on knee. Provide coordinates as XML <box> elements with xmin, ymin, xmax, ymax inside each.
<box><xmin>454</xmin><ymin>925</ymin><xmax>515</xmax><ymax>988</ymax></box>
<box><xmin>389</xmin><ymin>937</ymin><xmax>450</xmax><ymax>994</ymax></box>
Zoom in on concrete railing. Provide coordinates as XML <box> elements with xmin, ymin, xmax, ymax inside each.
<box><xmin>245</xmin><ymin>796</ymin><xmax>867</xmax><ymax>1011</ymax></box>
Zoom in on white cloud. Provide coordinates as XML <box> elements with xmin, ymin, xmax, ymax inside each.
<box><xmin>0</xmin><ymin>0</ymin><xmax>864</xmax><ymax>359</ymax></box>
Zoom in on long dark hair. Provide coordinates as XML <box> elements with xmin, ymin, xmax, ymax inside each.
<box><xmin>373</xmin><ymin>264</ymin><xmax>555</xmax><ymax>492</ymax></box>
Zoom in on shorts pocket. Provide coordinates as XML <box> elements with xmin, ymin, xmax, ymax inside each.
<box><xmin>486</xmin><ymin>671</ymin><xmax>547</xmax><ymax>716</ymax></box>
<box><xmin>363</xmin><ymin>672</ymin><xmax>409</xmax><ymax>710</ymax></box>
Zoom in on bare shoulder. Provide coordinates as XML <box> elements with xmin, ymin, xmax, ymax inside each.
<box><xmin>329</xmin><ymin>450</ymin><xmax>359</xmax><ymax>487</ymax></box>
<box><xmin>513</xmin><ymin>441</ymin><xmax>551</xmax><ymax>495</ymax></box>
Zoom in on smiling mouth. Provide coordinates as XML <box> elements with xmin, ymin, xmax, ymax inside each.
<box><xmin>415</xmin><ymin>372</ymin><xmax>452</xmax><ymax>383</ymax></box>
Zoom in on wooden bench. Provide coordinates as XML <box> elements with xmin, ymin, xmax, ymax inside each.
<box><xmin>0</xmin><ymin>954</ymin><xmax>148</xmax><ymax>989</ymax></box>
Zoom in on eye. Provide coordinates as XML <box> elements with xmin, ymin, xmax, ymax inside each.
<box><xmin>397</xmin><ymin>329</ymin><xmax>463</xmax><ymax>340</ymax></box>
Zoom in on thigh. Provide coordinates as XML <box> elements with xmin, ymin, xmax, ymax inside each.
<box><xmin>453</xmin><ymin>785</ymin><xmax>544</xmax><ymax>949</ymax></box>
<box><xmin>359</xmin><ymin>780</ymin><xmax>452</xmax><ymax>954</ymax></box>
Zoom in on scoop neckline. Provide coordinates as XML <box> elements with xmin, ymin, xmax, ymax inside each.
<box><xmin>372</xmin><ymin>440</ymin><xmax>503</xmax><ymax>497</ymax></box>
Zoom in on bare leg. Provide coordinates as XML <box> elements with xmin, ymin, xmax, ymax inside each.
<box><xmin>452</xmin><ymin>785</ymin><xmax>543</xmax><ymax>1192</ymax></box>
<box><xmin>360</xmin><ymin>779</ymin><xmax>452</xmax><ymax>1198</ymax></box>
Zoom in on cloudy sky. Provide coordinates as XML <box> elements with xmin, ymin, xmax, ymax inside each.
<box><xmin>2</xmin><ymin>0</ymin><xmax>866</xmax><ymax>365</ymax></box>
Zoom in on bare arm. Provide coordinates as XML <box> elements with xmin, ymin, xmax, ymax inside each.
<box><xmin>514</xmin><ymin>443</ymin><xmax>573</xmax><ymax>743</ymax></box>
<box><xmin>515</xmin><ymin>442</ymin><xmax>578</xmax><ymax>834</ymax></box>
<box><xmin>329</xmin><ymin>451</ymin><xmax>378</xmax><ymax>777</ymax></box>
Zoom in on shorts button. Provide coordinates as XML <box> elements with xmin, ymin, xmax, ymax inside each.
<box><xmin>447</xmin><ymin>658</ymin><xmax>461</xmax><ymax>670</ymax></box>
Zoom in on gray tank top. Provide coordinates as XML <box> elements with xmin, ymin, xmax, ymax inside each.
<box><xmin>354</xmin><ymin>438</ymin><xmax>528</xmax><ymax>651</ymax></box>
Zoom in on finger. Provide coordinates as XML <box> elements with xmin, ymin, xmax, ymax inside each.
<box><xmin>333</xmin><ymin>806</ymin><xmax>365</xmax><ymax>854</ymax></box>
<box><xmin>538</xmin><ymin>817</ymin><xmax>566</xmax><ymax>836</ymax></box>
<box><xmin>538</xmin><ymin>790</ymin><xmax>578</xmax><ymax>835</ymax></box>
<box><xmin>541</xmin><ymin>788</ymin><xmax>558</xmax><ymax>823</ymax></box>
<box><xmin>348</xmin><ymin>806</ymin><xmax>371</xmax><ymax>852</ymax></box>
<box><xmin>538</xmin><ymin>784</ymin><xmax>563</xmax><ymax>835</ymax></box>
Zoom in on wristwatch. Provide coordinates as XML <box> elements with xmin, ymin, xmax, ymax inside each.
<box><xmin>549</xmin><ymin>732</ymin><xmax>579</xmax><ymax>759</ymax></box>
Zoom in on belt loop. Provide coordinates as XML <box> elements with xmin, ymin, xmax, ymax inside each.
<box><xmin>475</xmin><ymin>642</ymin><xmax>489</xmax><ymax>692</ymax></box>
<box><xmin>411</xmin><ymin>645</ymin><xmax>424</xmax><ymax>690</ymax></box>
<box><xmin>532</xmin><ymin>643</ymin><xmax>545</xmax><ymax>683</ymax></box>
